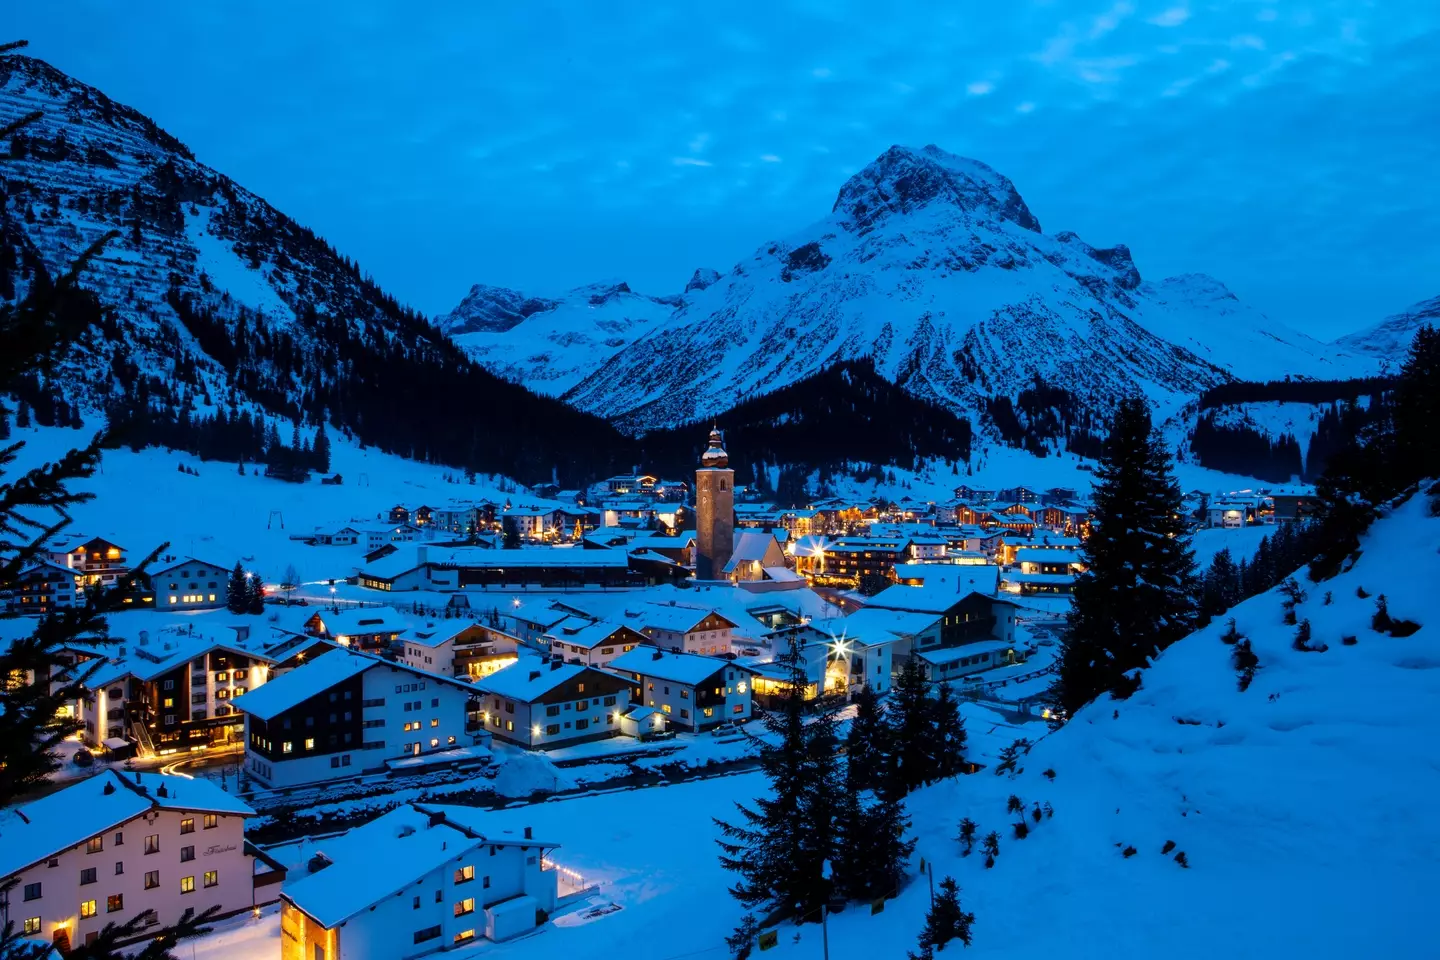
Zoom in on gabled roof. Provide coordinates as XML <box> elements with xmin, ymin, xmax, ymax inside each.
<box><xmin>865</xmin><ymin>567</ymin><xmax>1003</xmax><ymax>614</ymax></box>
<box><xmin>549</xmin><ymin>619</ymin><xmax>634</xmax><ymax>651</ymax></box>
<box><xmin>633</xmin><ymin>603</ymin><xmax>738</xmax><ymax>634</ymax></box>
<box><xmin>149</xmin><ymin>557</ymin><xmax>228</xmax><ymax>577</ymax></box>
<box><xmin>230</xmin><ymin>646</ymin><xmax>369</xmax><ymax>720</ymax></box>
<box><xmin>282</xmin><ymin>803</ymin><xmax>557</xmax><ymax>928</ymax></box>
<box><xmin>0</xmin><ymin>771</ymin><xmax>253</xmax><ymax>877</ymax></box>
<box><xmin>317</xmin><ymin>607</ymin><xmax>413</xmax><ymax>639</ymax></box>
<box><xmin>476</xmin><ymin>657</ymin><xmax>593</xmax><ymax>702</ymax></box>
<box><xmin>607</xmin><ymin>647</ymin><xmax>743</xmax><ymax>686</ymax></box>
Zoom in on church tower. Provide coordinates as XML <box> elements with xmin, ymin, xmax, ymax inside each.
<box><xmin>695</xmin><ymin>427</ymin><xmax>734</xmax><ymax>581</ymax></box>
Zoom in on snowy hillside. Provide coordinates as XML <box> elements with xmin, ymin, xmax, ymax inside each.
<box><xmin>456</xmin><ymin>144</ymin><xmax>1378</xmax><ymax>438</ymax></box>
<box><xmin>1335</xmin><ymin>292</ymin><xmax>1440</xmax><ymax>362</ymax></box>
<box><xmin>444</xmin><ymin>280</ymin><xmax>681</xmax><ymax>396</ymax></box>
<box><xmin>319</xmin><ymin>491</ymin><xmax>1432</xmax><ymax>960</ymax></box>
<box><xmin>0</xmin><ymin>54</ymin><xmax>624</xmax><ymax>484</ymax></box>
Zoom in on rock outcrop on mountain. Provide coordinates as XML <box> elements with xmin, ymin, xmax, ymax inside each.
<box><xmin>449</xmin><ymin>144</ymin><xmax>1376</xmax><ymax>445</ymax></box>
<box><xmin>1335</xmin><ymin>293</ymin><xmax>1440</xmax><ymax>362</ymax></box>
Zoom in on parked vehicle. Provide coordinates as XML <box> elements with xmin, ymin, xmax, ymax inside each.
<box><xmin>740</xmin><ymin>647</ymin><xmax>761</xmax><ymax>657</ymax></box>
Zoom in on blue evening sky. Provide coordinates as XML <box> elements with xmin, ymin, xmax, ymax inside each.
<box><xmin>14</xmin><ymin>1</ymin><xmax>1439</xmax><ymax>338</ymax></box>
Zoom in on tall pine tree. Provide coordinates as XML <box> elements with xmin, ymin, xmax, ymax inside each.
<box><xmin>226</xmin><ymin>562</ymin><xmax>249</xmax><ymax>614</ymax></box>
<box><xmin>715</xmin><ymin>633</ymin><xmax>840</xmax><ymax>928</ymax></box>
<box><xmin>844</xmin><ymin>683</ymin><xmax>892</xmax><ymax>793</ymax></box>
<box><xmin>1051</xmin><ymin>396</ymin><xmax>1198</xmax><ymax>716</ymax></box>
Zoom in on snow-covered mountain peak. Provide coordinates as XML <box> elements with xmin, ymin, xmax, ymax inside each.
<box><xmin>831</xmin><ymin>144</ymin><xmax>1042</xmax><ymax>236</ymax></box>
<box><xmin>685</xmin><ymin>267</ymin><xmax>722</xmax><ymax>294</ymax></box>
<box><xmin>1335</xmin><ymin>292</ymin><xmax>1440</xmax><ymax>362</ymax></box>
<box><xmin>435</xmin><ymin>282</ymin><xmax>560</xmax><ymax>335</ymax></box>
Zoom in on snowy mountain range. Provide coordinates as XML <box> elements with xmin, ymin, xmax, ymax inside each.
<box><xmin>1334</xmin><ymin>292</ymin><xmax>1440</xmax><ymax>362</ymax></box>
<box><xmin>445</xmin><ymin>145</ymin><xmax>1381</xmax><ymax>440</ymax></box>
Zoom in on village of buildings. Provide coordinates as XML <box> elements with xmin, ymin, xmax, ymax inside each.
<box><xmin>0</xmin><ymin>429</ymin><xmax>1316</xmax><ymax>958</ymax></box>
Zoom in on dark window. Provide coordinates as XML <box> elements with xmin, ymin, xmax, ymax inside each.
<box><xmin>180</xmin><ymin>846</ymin><xmax>194</xmax><ymax>863</ymax></box>
<box><xmin>80</xmin><ymin>868</ymin><xmax>96</xmax><ymax>885</ymax></box>
<box><xmin>144</xmin><ymin>871</ymin><xmax>159</xmax><ymax>889</ymax></box>
<box><xmin>414</xmin><ymin>926</ymin><xmax>442</xmax><ymax>945</ymax></box>
<box><xmin>23</xmin><ymin>883</ymin><xmax>41</xmax><ymax>901</ymax></box>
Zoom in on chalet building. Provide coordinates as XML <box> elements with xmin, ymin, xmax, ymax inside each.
<box><xmin>633</xmin><ymin>606</ymin><xmax>738</xmax><ymax>656</ymax></box>
<box><xmin>475</xmin><ymin>659</ymin><xmax>631</xmax><ymax>750</ymax></box>
<box><xmin>816</xmin><ymin>538</ymin><xmax>911</xmax><ymax>586</ymax></box>
<box><xmin>234</xmin><ymin>648</ymin><xmax>487</xmax><ymax>789</ymax></box>
<box><xmin>1004</xmin><ymin>547</ymin><xmax>1087</xmax><ymax>595</ymax></box>
<box><xmin>864</xmin><ymin>572</ymin><xmax>1020</xmax><ymax>681</ymax></box>
<box><xmin>1041</xmin><ymin>486</ymin><xmax>1080</xmax><ymax>505</ymax></box>
<box><xmin>358</xmin><ymin>546</ymin><xmax>642</xmax><ymax>593</ymax></box>
<box><xmin>399</xmin><ymin>622</ymin><xmax>522</xmax><ymax>679</ymax></box>
<box><xmin>7</xmin><ymin>560</ymin><xmax>84</xmax><ymax>614</ymax></box>
<box><xmin>147</xmin><ymin>558</ymin><xmax>228</xmax><ymax>611</ymax></box>
<box><xmin>49</xmin><ymin>537</ymin><xmax>128</xmax><ymax>588</ymax></box>
<box><xmin>388</xmin><ymin>505</ymin><xmax>411</xmax><ymax>524</ymax></box>
<box><xmin>906</xmin><ymin>536</ymin><xmax>950</xmax><ymax>561</ymax></box>
<box><xmin>279</xmin><ymin>803</ymin><xmax>562</xmax><ymax>960</ymax></box>
<box><xmin>766</xmin><ymin>615</ymin><xmax>898</xmax><ymax>699</ymax></box>
<box><xmin>543</xmin><ymin>620</ymin><xmax>649</xmax><ymax>667</ymax></box>
<box><xmin>607</xmin><ymin>648</ymin><xmax>753</xmax><ymax>731</ymax></box>
<box><xmin>1268</xmin><ymin>486</ymin><xmax>1317</xmax><ymax>523</ymax></box>
<box><xmin>78</xmin><ymin>627</ymin><xmax>284</xmax><ymax>755</ymax></box>
<box><xmin>0</xmin><ymin>771</ymin><xmax>271</xmax><ymax>953</ymax></box>
<box><xmin>997</xmin><ymin>486</ymin><xmax>1041</xmax><ymax>504</ymax></box>
<box><xmin>723</xmin><ymin>531</ymin><xmax>788</xmax><ymax>583</ymax></box>
<box><xmin>306</xmin><ymin>607</ymin><xmax>411</xmax><ymax>655</ymax></box>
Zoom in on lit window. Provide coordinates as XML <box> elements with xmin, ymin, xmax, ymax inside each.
<box><xmin>453</xmin><ymin>898</ymin><xmax>475</xmax><ymax>917</ymax></box>
<box><xmin>23</xmin><ymin>919</ymin><xmax>40</xmax><ymax>936</ymax></box>
<box><xmin>86</xmin><ymin>836</ymin><xmax>103</xmax><ymax>854</ymax></box>
<box><xmin>107</xmin><ymin>894</ymin><xmax>123</xmax><ymax>913</ymax></box>
<box><xmin>203</xmin><ymin>814</ymin><xmax>217</xmax><ymax>830</ymax></box>
<box><xmin>180</xmin><ymin>818</ymin><xmax>194</xmax><ymax>835</ymax></box>
<box><xmin>282</xmin><ymin>742</ymin><xmax>293</xmax><ymax>754</ymax></box>
<box><xmin>80</xmin><ymin>899</ymin><xmax>97</xmax><ymax>918</ymax></box>
<box><xmin>144</xmin><ymin>871</ymin><xmax>159</xmax><ymax>889</ymax></box>
<box><xmin>203</xmin><ymin>871</ymin><xmax>217</xmax><ymax>888</ymax></box>
<box><xmin>180</xmin><ymin>876</ymin><xmax>194</xmax><ymax>894</ymax></box>
<box><xmin>304</xmin><ymin>739</ymin><xmax>315</xmax><ymax>750</ymax></box>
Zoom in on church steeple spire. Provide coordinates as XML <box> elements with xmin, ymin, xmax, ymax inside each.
<box><xmin>701</xmin><ymin>425</ymin><xmax>729</xmax><ymax>468</ymax></box>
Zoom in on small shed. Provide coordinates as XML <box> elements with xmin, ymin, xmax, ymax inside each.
<box><xmin>486</xmin><ymin>893</ymin><xmax>539</xmax><ymax>942</ymax></box>
<box><xmin>620</xmin><ymin>705</ymin><xmax>667</xmax><ymax>738</ymax></box>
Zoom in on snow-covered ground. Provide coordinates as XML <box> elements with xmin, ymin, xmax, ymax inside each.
<box><xmin>1192</xmin><ymin>524</ymin><xmax>1272</xmax><ymax>566</ymax></box>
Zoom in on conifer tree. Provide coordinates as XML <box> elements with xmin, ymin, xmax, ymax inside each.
<box><xmin>888</xmin><ymin>658</ymin><xmax>938</xmax><ymax>796</ymax></box>
<box><xmin>715</xmin><ymin>633</ymin><xmax>840</xmax><ymax>928</ymax></box>
<box><xmin>1051</xmin><ymin>397</ymin><xmax>1198</xmax><ymax>716</ymax></box>
<box><xmin>16</xmin><ymin>398</ymin><xmax>30</xmax><ymax>427</ymax></box>
<box><xmin>226</xmin><ymin>562</ymin><xmax>249</xmax><ymax>614</ymax></box>
<box><xmin>830</xmin><ymin>781</ymin><xmax>915</xmax><ymax>903</ymax></box>
<box><xmin>1199</xmin><ymin>548</ymin><xmax>1241</xmax><ymax>622</ymax></box>
<box><xmin>932</xmin><ymin>682</ymin><xmax>969</xmax><ymax>780</ymax></box>
<box><xmin>844</xmin><ymin>683</ymin><xmax>891</xmax><ymax>793</ymax></box>
<box><xmin>313</xmin><ymin>420</ymin><xmax>331</xmax><ymax>472</ymax></box>
<box><xmin>914</xmin><ymin>876</ymin><xmax>975</xmax><ymax>953</ymax></box>
<box><xmin>245</xmin><ymin>571</ymin><xmax>266</xmax><ymax>614</ymax></box>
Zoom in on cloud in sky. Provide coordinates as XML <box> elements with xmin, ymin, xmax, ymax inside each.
<box><xmin>13</xmin><ymin>0</ymin><xmax>1440</xmax><ymax>337</ymax></box>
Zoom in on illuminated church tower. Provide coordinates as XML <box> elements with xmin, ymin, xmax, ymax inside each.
<box><xmin>695</xmin><ymin>427</ymin><xmax>734</xmax><ymax>581</ymax></box>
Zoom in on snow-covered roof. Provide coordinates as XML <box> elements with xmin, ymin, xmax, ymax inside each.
<box><xmin>549</xmin><ymin>619</ymin><xmax>632</xmax><ymax>650</ymax></box>
<box><xmin>914</xmin><ymin>640</ymin><xmax>1016</xmax><ymax>665</ymax></box>
<box><xmin>607</xmin><ymin>647</ymin><xmax>741</xmax><ymax>685</ymax></box>
<box><xmin>477</xmin><ymin>657</ymin><xmax>590</xmax><ymax>702</ymax></box>
<box><xmin>0</xmin><ymin>771</ymin><xmax>254</xmax><ymax>876</ymax></box>
<box><xmin>763</xmin><ymin>566</ymin><xmax>804</xmax><ymax>582</ymax></box>
<box><xmin>317</xmin><ymin>607</ymin><xmax>413</xmax><ymax>638</ymax></box>
<box><xmin>815</xmin><ymin>607</ymin><xmax>939</xmax><ymax>643</ymax></box>
<box><xmin>1015</xmin><ymin>548</ymin><xmax>1083</xmax><ymax>564</ymax></box>
<box><xmin>633</xmin><ymin>603</ymin><xmax>736</xmax><ymax>633</ymax></box>
<box><xmin>283</xmin><ymin>803</ymin><xmax>558</xmax><ymax>928</ymax></box>
<box><xmin>149</xmin><ymin>556</ymin><xmax>228</xmax><ymax>577</ymax></box>
<box><xmin>231</xmin><ymin>646</ymin><xmax>366</xmax><ymax>720</ymax></box>
<box><xmin>866</xmin><ymin>567</ymin><xmax>1003</xmax><ymax>614</ymax></box>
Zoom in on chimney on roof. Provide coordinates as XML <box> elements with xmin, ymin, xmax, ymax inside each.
<box><xmin>428</xmin><ymin>811</ymin><xmax>445</xmax><ymax>828</ymax></box>
<box><xmin>103</xmin><ymin>780</ymin><xmax>116</xmax><ymax>795</ymax></box>
<box><xmin>529</xmin><ymin>670</ymin><xmax>542</xmax><ymax>681</ymax></box>
<box><xmin>550</xmin><ymin>659</ymin><xmax>563</xmax><ymax>670</ymax></box>
<box><xmin>652</xmin><ymin>650</ymin><xmax>664</xmax><ymax>660</ymax></box>
<box><xmin>156</xmin><ymin>784</ymin><xmax>168</xmax><ymax>798</ymax></box>
<box><xmin>307</xmin><ymin>853</ymin><xmax>332</xmax><ymax>873</ymax></box>
<box><xmin>524</xmin><ymin>826</ymin><xmax>532</xmax><ymax>839</ymax></box>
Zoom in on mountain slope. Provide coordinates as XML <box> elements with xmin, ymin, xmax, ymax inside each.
<box><xmin>443</xmin><ymin>280</ymin><xmax>681</xmax><ymax>396</ymax></box>
<box><xmin>0</xmin><ymin>54</ymin><xmax>627</xmax><ymax>485</ymax></box>
<box><xmin>1335</xmin><ymin>292</ymin><xmax>1440</xmax><ymax>362</ymax></box>
<box><xmin>485</xmin><ymin>145</ymin><xmax>1375</xmax><ymax>439</ymax></box>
